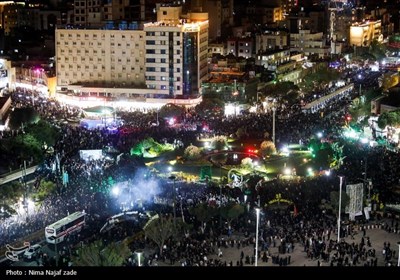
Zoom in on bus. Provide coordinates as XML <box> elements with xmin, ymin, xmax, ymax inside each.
<box><xmin>45</xmin><ymin>211</ymin><xmax>86</xmax><ymax>244</ymax></box>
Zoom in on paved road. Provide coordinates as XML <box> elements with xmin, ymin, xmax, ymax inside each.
<box><xmin>154</xmin><ymin>220</ymin><xmax>400</xmax><ymax>267</ymax></box>
<box><xmin>2</xmin><ymin>219</ymin><xmax>399</xmax><ymax>267</ymax></box>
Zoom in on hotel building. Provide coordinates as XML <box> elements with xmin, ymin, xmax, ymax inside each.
<box><xmin>55</xmin><ymin>4</ymin><xmax>208</xmax><ymax>108</ymax></box>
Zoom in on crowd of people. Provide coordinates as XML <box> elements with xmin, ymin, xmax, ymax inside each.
<box><xmin>0</xmin><ymin>73</ymin><xmax>399</xmax><ymax>267</ymax></box>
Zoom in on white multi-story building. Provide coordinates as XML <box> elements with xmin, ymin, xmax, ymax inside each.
<box><xmin>255</xmin><ymin>31</ymin><xmax>289</xmax><ymax>52</ymax></box>
<box><xmin>56</xmin><ymin>28</ymin><xmax>146</xmax><ymax>90</ymax></box>
<box><xmin>350</xmin><ymin>20</ymin><xmax>383</xmax><ymax>47</ymax></box>
<box><xmin>55</xmin><ymin>5</ymin><xmax>208</xmax><ymax>108</ymax></box>
<box><xmin>290</xmin><ymin>30</ymin><xmax>330</xmax><ymax>58</ymax></box>
<box><xmin>143</xmin><ymin>5</ymin><xmax>209</xmax><ymax>97</ymax></box>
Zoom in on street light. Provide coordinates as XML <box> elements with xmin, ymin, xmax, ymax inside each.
<box><xmin>232</xmin><ymin>79</ymin><xmax>238</xmax><ymax>96</ymax></box>
<box><xmin>30</xmin><ymin>68</ymin><xmax>35</xmax><ymax>106</ymax></box>
<box><xmin>135</xmin><ymin>250</ymin><xmax>143</xmax><ymax>267</ymax></box>
<box><xmin>272</xmin><ymin>99</ymin><xmax>276</xmax><ymax>146</ymax></box>
<box><xmin>168</xmin><ymin>174</ymin><xmax>177</xmax><ymax>229</ymax></box>
<box><xmin>397</xmin><ymin>242</ymin><xmax>400</xmax><ymax>267</ymax></box>
<box><xmin>337</xmin><ymin>176</ymin><xmax>344</xmax><ymax>242</ymax></box>
<box><xmin>255</xmin><ymin>207</ymin><xmax>261</xmax><ymax>266</ymax></box>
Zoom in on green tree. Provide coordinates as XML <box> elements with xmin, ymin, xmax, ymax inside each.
<box><xmin>158</xmin><ymin>103</ymin><xmax>185</xmax><ymax>119</ymax></box>
<box><xmin>0</xmin><ymin>181</ymin><xmax>24</xmax><ymax>205</ymax></box>
<box><xmin>8</xmin><ymin>107</ymin><xmax>40</xmax><ymax>130</ymax></box>
<box><xmin>72</xmin><ymin>240</ymin><xmax>131</xmax><ymax>266</ymax></box>
<box><xmin>330</xmin><ymin>142</ymin><xmax>346</xmax><ymax>169</ymax></box>
<box><xmin>12</xmin><ymin>133</ymin><xmax>44</xmax><ymax>163</ymax></box>
<box><xmin>220</xmin><ymin>202</ymin><xmax>245</xmax><ymax>228</ymax></box>
<box><xmin>235</xmin><ymin>127</ymin><xmax>248</xmax><ymax>139</ymax></box>
<box><xmin>349</xmin><ymin>88</ymin><xmax>381</xmax><ymax>121</ymax></box>
<box><xmin>143</xmin><ymin>214</ymin><xmax>176</xmax><ymax>256</ymax></box>
<box><xmin>189</xmin><ymin>203</ymin><xmax>218</xmax><ymax>234</ymax></box>
<box><xmin>301</xmin><ymin>65</ymin><xmax>340</xmax><ymax>91</ymax></box>
<box><xmin>130</xmin><ymin>138</ymin><xmax>173</xmax><ymax>158</ymax></box>
<box><xmin>265</xmin><ymin>81</ymin><xmax>299</xmax><ymax>99</ymax></box>
<box><xmin>0</xmin><ymin>181</ymin><xmax>25</xmax><ymax>217</ymax></box>
<box><xmin>195</xmin><ymin>98</ymin><xmax>224</xmax><ymax>117</ymax></box>
<box><xmin>25</xmin><ymin>120</ymin><xmax>60</xmax><ymax>147</ymax></box>
<box><xmin>241</xmin><ymin>157</ymin><xmax>253</xmax><ymax>170</ymax></box>
<box><xmin>368</xmin><ymin>39</ymin><xmax>386</xmax><ymax>60</ymax></box>
<box><xmin>377</xmin><ymin>113</ymin><xmax>389</xmax><ymax>129</ymax></box>
<box><xmin>210</xmin><ymin>135</ymin><xmax>228</xmax><ymax>151</ymax></box>
<box><xmin>184</xmin><ymin>144</ymin><xmax>202</xmax><ymax>161</ymax></box>
<box><xmin>260</xmin><ymin>140</ymin><xmax>276</xmax><ymax>157</ymax></box>
<box><xmin>377</xmin><ymin>110</ymin><xmax>400</xmax><ymax>129</ymax></box>
<box><xmin>308</xmin><ymin>137</ymin><xmax>322</xmax><ymax>155</ymax></box>
<box><xmin>32</xmin><ymin>180</ymin><xmax>57</xmax><ymax>202</ymax></box>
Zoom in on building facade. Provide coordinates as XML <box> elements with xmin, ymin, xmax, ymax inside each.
<box><xmin>55</xmin><ymin>4</ymin><xmax>208</xmax><ymax>107</ymax></box>
<box><xmin>193</xmin><ymin>0</ymin><xmax>234</xmax><ymax>41</ymax></box>
<box><xmin>55</xmin><ymin>28</ymin><xmax>146</xmax><ymax>89</ymax></box>
<box><xmin>290</xmin><ymin>29</ymin><xmax>330</xmax><ymax>58</ymax></box>
<box><xmin>227</xmin><ymin>37</ymin><xmax>253</xmax><ymax>59</ymax></box>
<box><xmin>255</xmin><ymin>31</ymin><xmax>289</xmax><ymax>52</ymax></box>
<box><xmin>349</xmin><ymin>20</ymin><xmax>383</xmax><ymax>47</ymax></box>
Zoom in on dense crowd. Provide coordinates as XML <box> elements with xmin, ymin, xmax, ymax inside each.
<box><xmin>0</xmin><ymin>74</ymin><xmax>399</xmax><ymax>267</ymax></box>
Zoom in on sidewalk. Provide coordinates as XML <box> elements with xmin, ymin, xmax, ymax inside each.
<box><xmin>153</xmin><ymin>221</ymin><xmax>400</xmax><ymax>267</ymax></box>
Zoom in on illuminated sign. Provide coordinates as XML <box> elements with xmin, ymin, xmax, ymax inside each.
<box><xmin>267</xmin><ymin>193</ymin><xmax>293</xmax><ymax>206</ymax></box>
<box><xmin>183</xmin><ymin>24</ymin><xmax>200</xmax><ymax>32</ymax></box>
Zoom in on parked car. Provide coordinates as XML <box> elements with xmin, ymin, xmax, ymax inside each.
<box><xmin>23</xmin><ymin>244</ymin><xmax>42</xmax><ymax>260</ymax></box>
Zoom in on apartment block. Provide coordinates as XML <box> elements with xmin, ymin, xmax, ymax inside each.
<box><xmin>255</xmin><ymin>31</ymin><xmax>289</xmax><ymax>52</ymax></box>
<box><xmin>227</xmin><ymin>37</ymin><xmax>253</xmax><ymax>59</ymax></box>
<box><xmin>350</xmin><ymin>20</ymin><xmax>383</xmax><ymax>47</ymax></box>
<box><xmin>290</xmin><ymin>29</ymin><xmax>330</xmax><ymax>58</ymax></box>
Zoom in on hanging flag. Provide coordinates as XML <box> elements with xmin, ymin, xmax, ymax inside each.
<box><xmin>293</xmin><ymin>204</ymin><xmax>298</xmax><ymax>217</ymax></box>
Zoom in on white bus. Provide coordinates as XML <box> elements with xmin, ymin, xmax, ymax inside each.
<box><xmin>45</xmin><ymin>211</ymin><xmax>86</xmax><ymax>244</ymax></box>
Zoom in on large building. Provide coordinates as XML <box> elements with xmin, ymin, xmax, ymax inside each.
<box><xmin>290</xmin><ymin>29</ymin><xmax>330</xmax><ymax>58</ymax></box>
<box><xmin>55</xmin><ymin>28</ymin><xmax>146</xmax><ymax>89</ymax></box>
<box><xmin>144</xmin><ymin>5</ymin><xmax>209</xmax><ymax>97</ymax></box>
<box><xmin>72</xmin><ymin>0</ymin><xmax>177</xmax><ymax>26</ymax></box>
<box><xmin>255</xmin><ymin>30</ymin><xmax>289</xmax><ymax>52</ymax></box>
<box><xmin>349</xmin><ymin>20</ymin><xmax>383</xmax><ymax>47</ymax></box>
<box><xmin>191</xmin><ymin>0</ymin><xmax>234</xmax><ymax>41</ymax></box>
<box><xmin>0</xmin><ymin>1</ymin><xmax>59</xmax><ymax>35</ymax></box>
<box><xmin>55</xmin><ymin>4</ymin><xmax>208</xmax><ymax>108</ymax></box>
<box><xmin>226</xmin><ymin>37</ymin><xmax>253</xmax><ymax>59</ymax></box>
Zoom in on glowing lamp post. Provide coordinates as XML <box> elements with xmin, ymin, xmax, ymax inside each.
<box><xmin>397</xmin><ymin>242</ymin><xmax>400</xmax><ymax>267</ymax></box>
<box><xmin>135</xmin><ymin>250</ymin><xmax>143</xmax><ymax>267</ymax></box>
<box><xmin>337</xmin><ymin>176</ymin><xmax>344</xmax><ymax>242</ymax></box>
<box><xmin>255</xmin><ymin>207</ymin><xmax>261</xmax><ymax>266</ymax></box>
<box><xmin>272</xmin><ymin>99</ymin><xmax>277</xmax><ymax>145</ymax></box>
<box><xmin>168</xmin><ymin>173</ymin><xmax>177</xmax><ymax>229</ymax></box>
